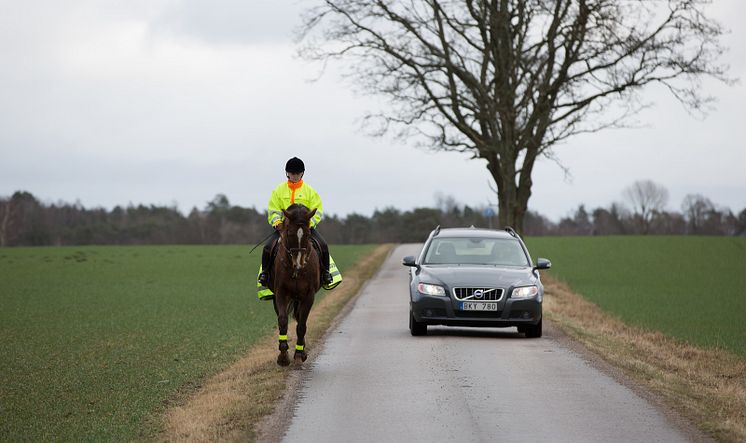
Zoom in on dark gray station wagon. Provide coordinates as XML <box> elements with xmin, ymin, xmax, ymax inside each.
<box><xmin>403</xmin><ymin>226</ymin><xmax>551</xmax><ymax>338</ymax></box>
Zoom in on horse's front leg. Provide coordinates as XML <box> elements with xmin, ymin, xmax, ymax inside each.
<box><xmin>276</xmin><ymin>294</ymin><xmax>290</xmax><ymax>367</ymax></box>
<box><xmin>294</xmin><ymin>294</ymin><xmax>314</xmax><ymax>365</ymax></box>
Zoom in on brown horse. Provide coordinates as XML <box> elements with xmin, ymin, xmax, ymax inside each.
<box><xmin>271</xmin><ymin>204</ymin><xmax>321</xmax><ymax>366</ymax></box>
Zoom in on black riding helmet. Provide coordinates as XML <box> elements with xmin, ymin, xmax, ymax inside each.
<box><xmin>285</xmin><ymin>157</ymin><xmax>305</xmax><ymax>173</ymax></box>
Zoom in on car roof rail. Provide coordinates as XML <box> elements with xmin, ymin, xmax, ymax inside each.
<box><xmin>433</xmin><ymin>225</ymin><xmax>441</xmax><ymax>236</ymax></box>
<box><xmin>504</xmin><ymin>226</ymin><xmax>519</xmax><ymax>238</ymax></box>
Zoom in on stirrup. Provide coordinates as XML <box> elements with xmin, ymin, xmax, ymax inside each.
<box><xmin>322</xmin><ymin>271</ymin><xmax>333</xmax><ymax>286</ymax></box>
<box><xmin>258</xmin><ymin>271</ymin><xmax>269</xmax><ymax>285</ymax></box>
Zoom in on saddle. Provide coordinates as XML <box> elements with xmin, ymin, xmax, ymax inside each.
<box><xmin>257</xmin><ymin>238</ymin><xmax>341</xmax><ymax>300</ymax></box>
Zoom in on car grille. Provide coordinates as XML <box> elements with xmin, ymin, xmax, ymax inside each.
<box><xmin>452</xmin><ymin>287</ymin><xmax>504</xmax><ymax>301</ymax></box>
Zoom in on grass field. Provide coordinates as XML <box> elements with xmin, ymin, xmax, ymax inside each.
<box><xmin>0</xmin><ymin>244</ymin><xmax>377</xmax><ymax>441</ymax></box>
<box><xmin>525</xmin><ymin>236</ymin><xmax>746</xmax><ymax>357</ymax></box>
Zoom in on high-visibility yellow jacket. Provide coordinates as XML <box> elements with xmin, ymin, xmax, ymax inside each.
<box><xmin>267</xmin><ymin>180</ymin><xmax>323</xmax><ymax>228</ymax></box>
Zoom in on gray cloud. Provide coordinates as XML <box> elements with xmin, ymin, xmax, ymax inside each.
<box><xmin>151</xmin><ymin>0</ymin><xmax>306</xmax><ymax>45</ymax></box>
<box><xmin>1</xmin><ymin>0</ymin><xmax>744</xmax><ymax>220</ymax></box>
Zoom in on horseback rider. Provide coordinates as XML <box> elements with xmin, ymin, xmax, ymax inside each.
<box><xmin>258</xmin><ymin>157</ymin><xmax>333</xmax><ymax>287</ymax></box>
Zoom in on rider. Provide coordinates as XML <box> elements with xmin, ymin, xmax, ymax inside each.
<box><xmin>258</xmin><ymin>157</ymin><xmax>333</xmax><ymax>287</ymax></box>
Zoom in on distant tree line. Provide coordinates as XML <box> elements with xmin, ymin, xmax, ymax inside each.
<box><xmin>1</xmin><ymin>183</ymin><xmax>744</xmax><ymax>247</ymax></box>
<box><xmin>553</xmin><ymin>180</ymin><xmax>746</xmax><ymax>236</ymax></box>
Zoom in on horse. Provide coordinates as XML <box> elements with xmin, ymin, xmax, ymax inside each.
<box><xmin>270</xmin><ymin>203</ymin><xmax>321</xmax><ymax>366</ymax></box>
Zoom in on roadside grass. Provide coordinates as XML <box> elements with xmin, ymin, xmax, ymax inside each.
<box><xmin>525</xmin><ymin>236</ymin><xmax>746</xmax><ymax>357</ymax></box>
<box><xmin>524</xmin><ymin>236</ymin><xmax>746</xmax><ymax>442</ymax></box>
<box><xmin>0</xmin><ymin>244</ymin><xmax>377</xmax><ymax>441</ymax></box>
<box><xmin>542</xmin><ymin>276</ymin><xmax>746</xmax><ymax>443</ymax></box>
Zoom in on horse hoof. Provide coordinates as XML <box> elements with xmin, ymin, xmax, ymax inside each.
<box><xmin>294</xmin><ymin>350</ymin><xmax>308</xmax><ymax>364</ymax></box>
<box><xmin>277</xmin><ymin>351</ymin><xmax>290</xmax><ymax>366</ymax></box>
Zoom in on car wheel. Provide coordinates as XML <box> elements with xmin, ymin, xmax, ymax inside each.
<box><xmin>523</xmin><ymin>319</ymin><xmax>542</xmax><ymax>338</ymax></box>
<box><xmin>409</xmin><ymin>310</ymin><xmax>427</xmax><ymax>336</ymax></box>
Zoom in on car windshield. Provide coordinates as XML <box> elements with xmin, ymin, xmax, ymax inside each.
<box><xmin>424</xmin><ymin>237</ymin><xmax>529</xmax><ymax>266</ymax></box>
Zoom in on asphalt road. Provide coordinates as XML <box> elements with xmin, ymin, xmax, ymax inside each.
<box><xmin>280</xmin><ymin>244</ymin><xmax>696</xmax><ymax>443</ymax></box>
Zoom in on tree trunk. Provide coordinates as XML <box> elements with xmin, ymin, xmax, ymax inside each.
<box><xmin>486</xmin><ymin>157</ymin><xmax>527</xmax><ymax>234</ymax></box>
<box><xmin>486</xmin><ymin>140</ymin><xmax>538</xmax><ymax>234</ymax></box>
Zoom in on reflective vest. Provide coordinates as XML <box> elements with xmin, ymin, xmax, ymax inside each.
<box><xmin>267</xmin><ymin>180</ymin><xmax>323</xmax><ymax>228</ymax></box>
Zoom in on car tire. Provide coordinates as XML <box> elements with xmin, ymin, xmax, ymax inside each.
<box><xmin>523</xmin><ymin>319</ymin><xmax>542</xmax><ymax>338</ymax></box>
<box><xmin>409</xmin><ymin>310</ymin><xmax>427</xmax><ymax>336</ymax></box>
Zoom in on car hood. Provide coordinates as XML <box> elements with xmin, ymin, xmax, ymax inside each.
<box><xmin>419</xmin><ymin>265</ymin><xmax>535</xmax><ymax>288</ymax></box>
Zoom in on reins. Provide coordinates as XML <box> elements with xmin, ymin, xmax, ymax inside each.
<box><xmin>280</xmin><ymin>240</ymin><xmax>308</xmax><ymax>257</ymax></box>
<box><xmin>259</xmin><ymin>204</ymin><xmax>318</xmax><ymax>281</ymax></box>
<box><xmin>248</xmin><ymin>230</ymin><xmax>278</xmax><ymax>254</ymax></box>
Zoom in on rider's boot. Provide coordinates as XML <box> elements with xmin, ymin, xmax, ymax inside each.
<box><xmin>322</xmin><ymin>270</ymin><xmax>333</xmax><ymax>286</ymax></box>
<box><xmin>320</xmin><ymin>248</ymin><xmax>333</xmax><ymax>286</ymax></box>
<box><xmin>259</xmin><ymin>247</ymin><xmax>271</xmax><ymax>286</ymax></box>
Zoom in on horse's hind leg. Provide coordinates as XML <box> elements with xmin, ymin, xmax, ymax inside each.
<box><xmin>294</xmin><ymin>296</ymin><xmax>314</xmax><ymax>365</ymax></box>
<box><xmin>276</xmin><ymin>295</ymin><xmax>290</xmax><ymax>367</ymax></box>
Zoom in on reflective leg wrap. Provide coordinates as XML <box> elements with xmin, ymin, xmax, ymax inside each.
<box><xmin>279</xmin><ymin>335</ymin><xmax>289</xmax><ymax>351</ymax></box>
<box><xmin>295</xmin><ymin>344</ymin><xmax>304</xmax><ymax>351</ymax></box>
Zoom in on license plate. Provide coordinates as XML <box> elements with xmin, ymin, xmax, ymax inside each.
<box><xmin>460</xmin><ymin>302</ymin><xmax>498</xmax><ymax>311</ymax></box>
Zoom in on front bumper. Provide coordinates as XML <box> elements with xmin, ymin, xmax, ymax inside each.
<box><xmin>411</xmin><ymin>293</ymin><xmax>542</xmax><ymax>328</ymax></box>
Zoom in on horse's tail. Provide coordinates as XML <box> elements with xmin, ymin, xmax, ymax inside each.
<box><xmin>287</xmin><ymin>298</ymin><xmax>301</xmax><ymax>323</ymax></box>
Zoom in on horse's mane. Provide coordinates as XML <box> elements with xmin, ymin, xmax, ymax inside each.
<box><xmin>284</xmin><ymin>203</ymin><xmax>311</xmax><ymax>221</ymax></box>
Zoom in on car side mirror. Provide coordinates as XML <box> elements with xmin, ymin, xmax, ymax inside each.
<box><xmin>402</xmin><ymin>256</ymin><xmax>418</xmax><ymax>268</ymax></box>
<box><xmin>533</xmin><ymin>258</ymin><xmax>551</xmax><ymax>271</ymax></box>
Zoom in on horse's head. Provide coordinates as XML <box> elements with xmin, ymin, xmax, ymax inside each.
<box><xmin>279</xmin><ymin>204</ymin><xmax>317</xmax><ymax>277</ymax></box>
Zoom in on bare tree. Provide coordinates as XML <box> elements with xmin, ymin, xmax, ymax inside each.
<box><xmin>434</xmin><ymin>191</ymin><xmax>460</xmax><ymax>214</ymax></box>
<box><xmin>681</xmin><ymin>193</ymin><xmax>715</xmax><ymax>233</ymax></box>
<box><xmin>592</xmin><ymin>202</ymin><xmax>628</xmax><ymax>235</ymax></box>
<box><xmin>623</xmin><ymin>180</ymin><xmax>669</xmax><ymax>234</ymax></box>
<box><xmin>299</xmin><ymin>0</ymin><xmax>731</xmax><ymax>232</ymax></box>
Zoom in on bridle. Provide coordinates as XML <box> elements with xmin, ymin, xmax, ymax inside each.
<box><xmin>279</xmin><ymin>223</ymin><xmax>311</xmax><ymax>279</ymax></box>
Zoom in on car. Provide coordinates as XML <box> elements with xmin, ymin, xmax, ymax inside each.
<box><xmin>402</xmin><ymin>226</ymin><xmax>551</xmax><ymax>338</ymax></box>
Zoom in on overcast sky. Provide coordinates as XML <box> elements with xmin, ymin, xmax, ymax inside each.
<box><xmin>1</xmin><ymin>0</ymin><xmax>744</xmax><ymax>221</ymax></box>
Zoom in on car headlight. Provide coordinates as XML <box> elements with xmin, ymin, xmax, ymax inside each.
<box><xmin>511</xmin><ymin>285</ymin><xmax>539</xmax><ymax>299</ymax></box>
<box><xmin>417</xmin><ymin>282</ymin><xmax>446</xmax><ymax>296</ymax></box>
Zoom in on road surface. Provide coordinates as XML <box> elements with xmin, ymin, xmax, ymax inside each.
<box><xmin>279</xmin><ymin>244</ymin><xmax>700</xmax><ymax>442</ymax></box>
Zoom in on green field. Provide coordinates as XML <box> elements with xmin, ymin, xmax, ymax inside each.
<box><xmin>525</xmin><ymin>236</ymin><xmax>746</xmax><ymax>357</ymax></box>
<box><xmin>0</xmin><ymin>244</ymin><xmax>376</xmax><ymax>441</ymax></box>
